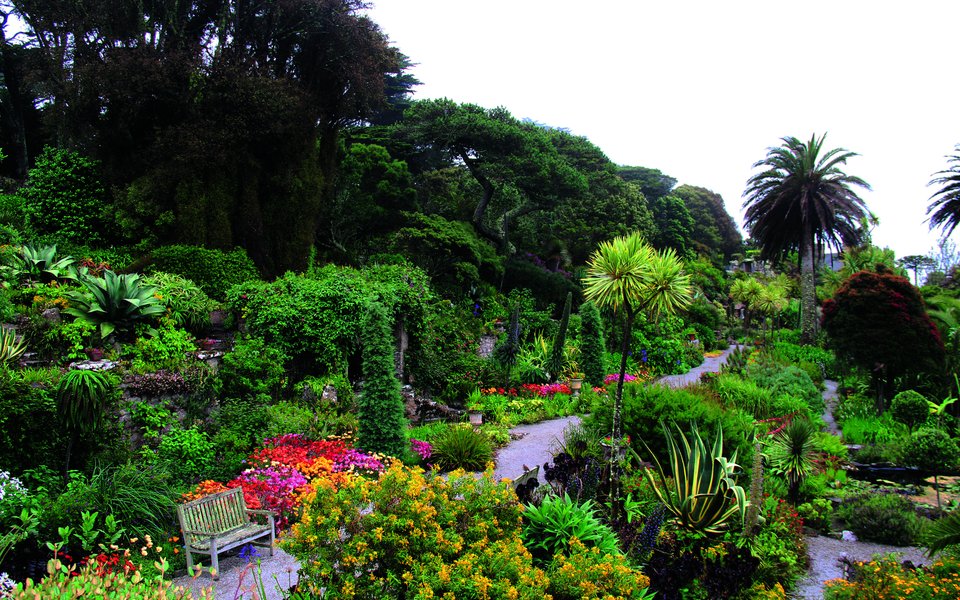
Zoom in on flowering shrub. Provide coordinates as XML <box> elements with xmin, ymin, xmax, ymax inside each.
<box><xmin>284</xmin><ymin>461</ymin><xmax>549</xmax><ymax>598</ymax></box>
<box><xmin>546</xmin><ymin>538</ymin><xmax>654</xmax><ymax>599</ymax></box>
<box><xmin>750</xmin><ymin>497</ymin><xmax>809</xmax><ymax>589</ymax></box>
<box><xmin>824</xmin><ymin>555</ymin><xmax>960</xmax><ymax>599</ymax></box>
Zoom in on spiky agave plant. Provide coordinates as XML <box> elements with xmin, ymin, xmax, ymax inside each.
<box><xmin>66</xmin><ymin>270</ymin><xmax>165</xmax><ymax>339</ymax></box>
<box><xmin>643</xmin><ymin>422</ymin><xmax>747</xmax><ymax>535</ymax></box>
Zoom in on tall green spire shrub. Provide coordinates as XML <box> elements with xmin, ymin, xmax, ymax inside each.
<box><xmin>579</xmin><ymin>301</ymin><xmax>605</xmax><ymax>386</ymax></box>
<box><xmin>493</xmin><ymin>306</ymin><xmax>521</xmax><ymax>386</ymax></box>
<box><xmin>357</xmin><ymin>301</ymin><xmax>407</xmax><ymax>457</ymax></box>
<box><xmin>547</xmin><ymin>292</ymin><xmax>572</xmax><ymax>380</ymax></box>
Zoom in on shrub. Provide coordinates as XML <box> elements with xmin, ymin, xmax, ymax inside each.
<box><xmin>901</xmin><ymin>426</ymin><xmax>960</xmax><ymax>473</ymax></box>
<box><xmin>890</xmin><ymin>390</ymin><xmax>931</xmax><ymax>432</ymax></box>
<box><xmin>142</xmin><ymin>271</ymin><xmax>215</xmax><ymax>333</ymax></box>
<box><xmin>746</xmin><ymin>360</ymin><xmax>824</xmax><ymax>416</ymax></box>
<box><xmin>522</xmin><ymin>493</ymin><xmax>621</xmax><ymax>563</ymax></box>
<box><xmin>824</xmin><ymin>554</ymin><xmax>960</xmax><ymax>599</ymax></box>
<box><xmin>19</xmin><ymin>147</ymin><xmax>107</xmax><ymax>245</ymax></box>
<box><xmin>128</xmin><ymin>324</ymin><xmax>197</xmax><ymax>372</ymax></box>
<box><xmin>148</xmin><ymin>245</ymin><xmax>259</xmax><ymax>300</ymax></box>
<box><xmin>284</xmin><ymin>462</ymin><xmax>549</xmax><ymax>598</ymax></box>
<box><xmin>545</xmin><ymin>538</ymin><xmax>654</xmax><ymax>599</ymax></box>
<box><xmin>431</xmin><ymin>425</ymin><xmax>493</xmax><ymax>471</ymax></box>
<box><xmin>841</xmin><ymin>415</ymin><xmax>907</xmax><ymax>445</ymax></box>
<box><xmin>11</xmin><ymin>555</ymin><xmax>210</xmax><ymax>599</ymax></box>
<box><xmin>356</xmin><ymin>301</ymin><xmax>407</xmax><ymax>457</ymax></box>
<box><xmin>587</xmin><ymin>383</ymin><xmax>755</xmax><ymax>466</ymax></box>
<box><xmin>837</xmin><ymin>494</ymin><xmax>926</xmax><ymax>546</ymax></box>
<box><xmin>579</xmin><ymin>301</ymin><xmax>606</xmax><ymax>387</ymax></box>
<box><xmin>124</xmin><ymin>370</ymin><xmax>194</xmax><ymax>397</ymax></box>
<box><xmin>796</xmin><ymin>498</ymin><xmax>834</xmax><ymax>534</ymax></box>
<box><xmin>155</xmin><ymin>427</ymin><xmax>214</xmax><ymax>485</ymax></box>
<box><xmin>0</xmin><ymin>369</ymin><xmax>63</xmax><ymax>474</ymax></box>
<box><xmin>218</xmin><ymin>336</ymin><xmax>287</xmax><ymax>401</ymax></box>
<box><xmin>712</xmin><ymin>374</ymin><xmax>810</xmax><ymax>420</ymax></box>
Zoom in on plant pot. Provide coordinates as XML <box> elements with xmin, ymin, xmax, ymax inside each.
<box><xmin>468</xmin><ymin>410</ymin><xmax>484</xmax><ymax>427</ymax></box>
<box><xmin>568</xmin><ymin>378</ymin><xmax>583</xmax><ymax>396</ymax></box>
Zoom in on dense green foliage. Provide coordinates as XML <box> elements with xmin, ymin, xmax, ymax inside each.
<box><xmin>147</xmin><ymin>245</ymin><xmax>259</xmax><ymax>300</ymax></box>
<box><xmin>19</xmin><ymin>147</ymin><xmax>107</xmax><ymax>245</ymax></box>
<box><xmin>579</xmin><ymin>301</ymin><xmax>605</xmax><ymax>386</ymax></box>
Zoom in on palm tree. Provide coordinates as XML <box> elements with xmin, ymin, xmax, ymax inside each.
<box><xmin>582</xmin><ymin>232</ymin><xmax>692</xmax><ymax>444</ymax></box>
<box><xmin>743</xmin><ymin>134</ymin><xmax>871</xmax><ymax>344</ymax></box>
<box><xmin>928</xmin><ymin>145</ymin><xmax>960</xmax><ymax>237</ymax></box>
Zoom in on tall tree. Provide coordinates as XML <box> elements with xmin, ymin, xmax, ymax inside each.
<box><xmin>927</xmin><ymin>145</ymin><xmax>960</xmax><ymax>237</ymax></box>
<box><xmin>742</xmin><ymin>134</ymin><xmax>871</xmax><ymax>344</ymax></box>
<box><xmin>672</xmin><ymin>185</ymin><xmax>743</xmax><ymax>262</ymax></box>
<box><xmin>823</xmin><ymin>268</ymin><xmax>945</xmax><ymax>410</ymax></box>
<box><xmin>393</xmin><ymin>99</ymin><xmax>586</xmax><ymax>252</ymax></box>
<box><xmin>582</xmin><ymin>233</ymin><xmax>692</xmax><ymax>445</ymax></box>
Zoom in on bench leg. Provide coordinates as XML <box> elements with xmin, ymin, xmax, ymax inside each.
<box><xmin>269</xmin><ymin>528</ymin><xmax>275</xmax><ymax>557</ymax></box>
<box><xmin>210</xmin><ymin>539</ymin><xmax>219</xmax><ymax>581</ymax></box>
<box><xmin>185</xmin><ymin>546</ymin><xmax>194</xmax><ymax>574</ymax></box>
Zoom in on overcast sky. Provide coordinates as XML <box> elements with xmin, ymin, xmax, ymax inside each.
<box><xmin>364</xmin><ymin>0</ymin><xmax>960</xmax><ymax>260</ymax></box>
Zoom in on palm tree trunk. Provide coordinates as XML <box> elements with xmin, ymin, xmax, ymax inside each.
<box><xmin>800</xmin><ymin>227</ymin><xmax>817</xmax><ymax>345</ymax></box>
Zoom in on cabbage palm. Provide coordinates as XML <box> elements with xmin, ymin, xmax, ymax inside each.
<box><xmin>743</xmin><ymin>134</ymin><xmax>870</xmax><ymax>344</ymax></box>
<box><xmin>927</xmin><ymin>145</ymin><xmax>960</xmax><ymax>237</ymax></box>
<box><xmin>582</xmin><ymin>233</ymin><xmax>692</xmax><ymax>443</ymax></box>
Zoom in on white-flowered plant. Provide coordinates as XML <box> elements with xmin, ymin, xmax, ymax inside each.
<box><xmin>0</xmin><ymin>472</ymin><xmax>24</xmax><ymax>504</ymax></box>
<box><xmin>0</xmin><ymin>571</ymin><xmax>14</xmax><ymax>597</ymax></box>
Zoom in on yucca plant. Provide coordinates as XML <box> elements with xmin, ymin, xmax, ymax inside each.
<box><xmin>0</xmin><ymin>327</ymin><xmax>27</xmax><ymax>365</ymax></box>
<box><xmin>66</xmin><ymin>270</ymin><xmax>165</xmax><ymax>339</ymax></box>
<box><xmin>765</xmin><ymin>417</ymin><xmax>817</xmax><ymax>504</ymax></box>
<box><xmin>643</xmin><ymin>422</ymin><xmax>747</xmax><ymax>535</ymax></box>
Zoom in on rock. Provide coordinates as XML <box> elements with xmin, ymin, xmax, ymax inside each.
<box><xmin>68</xmin><ymin>359</ymin><xmax>118</xmax><ymax>371</ymax></box>
<box><xmin>841</xmin><ymin>530</ymin><xmax>858</xmax><ymax>542</ymax></box>
<box><xmin>321</xmin><ymin>384</ymin><xmax>338</xmax><ymax>404</ymax></box>
<box><xmin>41</xmin><ymin>308</ymin><xmax>61</xmax><ymax>323</ymax></box>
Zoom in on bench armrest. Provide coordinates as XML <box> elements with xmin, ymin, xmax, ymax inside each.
<box><xmin>245</xmin><ymin>509</ymin><xmax>276</xmax><ymax>517</ymax></box>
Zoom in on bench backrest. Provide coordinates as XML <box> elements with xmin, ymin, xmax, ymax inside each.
<box><xmin>177</xmin><ymin>488</ymin><xmax>250</xmax><ymax>536</ymax></box>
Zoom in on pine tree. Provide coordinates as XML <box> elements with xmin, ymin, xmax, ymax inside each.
<box><xmin>357</xmin><ymin>301</ymin><xmax>407</xmax><ymax>457</ymax></box>
<box><xmin>579</xmin><ymin>301</ymin><xmax>605</xmax><ymax>386</ymax></box>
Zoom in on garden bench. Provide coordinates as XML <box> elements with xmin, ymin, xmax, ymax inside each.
<box><xmin>176</xmin><ymin>487</ymin><xmax>275</xmax><ymax>579</ymax></box>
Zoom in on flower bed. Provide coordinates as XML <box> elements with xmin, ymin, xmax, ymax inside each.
<box><xmin>182</xmin><ymin>434</ymin><xmax>422</xmax><ymax>530</ymax></box>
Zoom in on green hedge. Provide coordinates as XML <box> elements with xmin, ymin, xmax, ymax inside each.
<box><xmin>148</xmin><ymin>245</ymin><xmax>260</xmax><ymax>299</ymax></box>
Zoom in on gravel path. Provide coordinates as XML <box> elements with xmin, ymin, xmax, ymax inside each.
<box><xmin>657</xmin><ymin>344</ymin><xmax>742</xmax><ymax>388</ymax></box>
<box><xmin>493</xmin><ymin>415</ymin><xmax>582</xmax><ymax>483</ymax></box>
<box><xmin>172</xmin><ymin>547</ymin><xmax>299</xmax><ymax>600</ymax></box>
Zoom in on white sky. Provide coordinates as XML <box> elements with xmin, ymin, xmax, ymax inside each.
<box><xmin>364</xmin><ymin>0</ymin><xmax>960</xmax><ymax>260</ymax></box>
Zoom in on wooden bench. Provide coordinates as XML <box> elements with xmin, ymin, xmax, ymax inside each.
<box><xmin>176</xmin><ymin>487</ymin><xmax>275</xmax><ymax>579</ymax></box>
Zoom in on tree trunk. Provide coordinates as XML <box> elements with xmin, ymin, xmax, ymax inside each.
<box><xmin>799</xmin><ymin>226</ymin><xmax>817</xmax><ymax>345</ymax></box>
